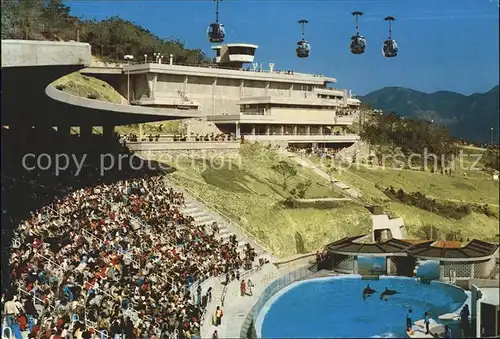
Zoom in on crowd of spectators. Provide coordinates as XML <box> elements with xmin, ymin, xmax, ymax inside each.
<box><xmin>120</xmin><ymin>133</ymin><xmax>237</xmax><ymax>143</ymax></box>
<box><xmin>1</xmin><ymin>127</ymin><xmax>258</xmax><ymax>339</ymax></box>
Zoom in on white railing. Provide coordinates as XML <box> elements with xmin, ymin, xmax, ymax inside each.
<box><xmin>166</xmin><ymin>176</ymin><xmax>273</xmax><ymax>255</ymax></box>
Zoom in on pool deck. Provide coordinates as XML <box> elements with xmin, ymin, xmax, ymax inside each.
<box><xmin>201</xmin><ymin>263</ymin><xmax>280</xmax><ymax>338</ymax></box>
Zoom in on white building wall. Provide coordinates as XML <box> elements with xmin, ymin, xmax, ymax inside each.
<box><xmin>270</xmin><ymin>107</ymin><xmax>337</xmax><ymax>124</ymax></box>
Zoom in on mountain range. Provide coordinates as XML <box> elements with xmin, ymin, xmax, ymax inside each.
<box><xmin>360</xmin><ymin>85</ymin><xmax>499</xmax><ymax>144</ymax></box>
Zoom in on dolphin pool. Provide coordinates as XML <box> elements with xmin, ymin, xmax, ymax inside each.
<box><xmin>256</xmin><ymin>276</ymin><xmax>467</xmax><ymax>338</ymax></box>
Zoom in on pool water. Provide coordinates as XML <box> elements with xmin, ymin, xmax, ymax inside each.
<box><xmin>257</xmin><ymin>276</ymin><xmax>466</xmax><ymax>338</ymax></box>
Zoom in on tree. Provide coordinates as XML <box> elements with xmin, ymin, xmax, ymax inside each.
<box><xmin>271</xmin><ymin>160</ymin><xmax>297</xmax><ymax>190</ymax></box>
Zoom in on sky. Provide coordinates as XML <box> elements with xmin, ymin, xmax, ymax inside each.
<box><xmin>68</xmin><ymin>0</ymin><xmax>499</xmax><ymax>95</ymax></box>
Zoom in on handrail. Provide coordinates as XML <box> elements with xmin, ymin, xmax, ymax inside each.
<box><xmin>166</xmin><ymin>176</ymin><xmax>273</xmax><ymax>255</ymax></box>
<box><xmin>124</xmin><ymin>60</ymin><xmax>326</xmax><ymax>78</ymax></box>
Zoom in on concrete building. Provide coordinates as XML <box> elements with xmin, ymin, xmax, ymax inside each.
<box><xmin>83</xmin><ymin>43</ymin><xmax>362</xmax><ymax>147</ymax></box>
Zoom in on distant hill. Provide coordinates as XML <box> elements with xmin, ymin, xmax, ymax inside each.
<box><xmin>360</xmin><ymin>85</ymin><xmax>499</xmax><ymax>143</ymax></box>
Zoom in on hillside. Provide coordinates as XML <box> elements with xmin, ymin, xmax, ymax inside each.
<box><xmin>148</xmin><ymin>144</ymin><xmax>373</xmax><ymax>258</ymax></box>
<box><xmin>361</xmin><ymin>85</ymin><xmax>499</xmax><ymax>143</ymax></box>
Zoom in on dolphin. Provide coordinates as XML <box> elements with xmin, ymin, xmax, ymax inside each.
<box><xmin>380</xmin><ymin>287</ymin><xmax>399</xmax><ymax>301</ymax></box>
<box><xmin>362</xmin><ymin>284</ymin><xmax>377</xmax><ymax>301</ymax></box>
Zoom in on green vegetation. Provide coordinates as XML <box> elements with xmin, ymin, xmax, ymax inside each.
<box><xmin>361</xmin><ymin>112</ymin><xmax>458</xmax><ymax>170</ymax></box>
<box><xmin>1</xmin><ymin>0</ymin><xmax>209</xmax><ymax>64</ymax></box>
<box><xmin>383</xmin><ymin>186</ymin><xmax>497</xmax><ymax>219</ymax></box>
<box><xmin>154</xmin><ymin>143</ymin><xmax>372</xmax><ymax>257</ymax></box>
<box><xmin>311</xmin><ymin>156</ymin><xmax>499</xmax><ymax>242</ymax></box>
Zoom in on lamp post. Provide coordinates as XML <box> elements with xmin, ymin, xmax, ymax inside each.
<box><xmin>491</xmin><ymin>127</ymin><xmax>494</xmax><ymax>146</ymax></box>
<box><xmin>124</xmin><ymin>55</ymin><xmax>134</xmax><ymax>104</ymax></box>
<box><xmin>153</xmin><ymin>52</ymin><xmax>160</xmax><ymax>63</ymax></box>
<box><xmin>144</xmin><ymin>54</ymin><xmax>148</xmax><ymax>63</ymax></box>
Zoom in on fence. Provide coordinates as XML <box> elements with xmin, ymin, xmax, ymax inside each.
<box><xmin>250</xmin><ymin>264</ymin><xmax>317</xmax><ymax>338</ymax></box>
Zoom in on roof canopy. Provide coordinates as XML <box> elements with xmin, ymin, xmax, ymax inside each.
<box><xmin>326</xmin><ymin>236</ymin><xmax>498</xmax><ymax>261</ymax></box>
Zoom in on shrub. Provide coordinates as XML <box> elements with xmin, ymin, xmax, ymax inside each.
<box><xmin>87</xmin><ymin>94</ymin><xmax>98</xmax><ymax>100</ymax></box>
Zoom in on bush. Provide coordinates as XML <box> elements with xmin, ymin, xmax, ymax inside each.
<box><xmin>87</xmin><ymin>94</ymin><xmax>98</xmax><ymax>100</ymax></box>
<box><xmin>55</xmin><ymin>84</ymin><xmax>66</xmax><ymax>91</ymax></box>
<box><xmin>383</xmin><ymin>187</ymin><xmax>477</xmax><ymax>219</ymax></box>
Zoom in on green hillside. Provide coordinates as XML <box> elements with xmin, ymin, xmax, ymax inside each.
<box><xmin>150</xmin><ymin>143</ymin><xmax>373</xmax><ymax>258</ymax></box>
<box><xmin>361</xmin><ymin>85</ymin><xmax>499</xmax><ymax>144</ymax></box>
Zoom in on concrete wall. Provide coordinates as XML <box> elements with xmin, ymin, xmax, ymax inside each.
<box><xmin>127</xmin><ymin>141</ymin><xmax>240</xmax><ymax>151</ymax></box>
<box><xmin>1</xmin><ymin>40</ymin><xmax>91</xmax><ymax>68</ymax></box>
<box><xmin>270</xmin><ymin>107</ymin><xmax>337</xmax><ymax>123</ymax></box>
<box><xmin>134</xmin><ymin>148</ymin><xmax>240</xmax><ymax>160</ymax></box>
<box><xmin>243</xmin><ymin>134</ymin><xmax>360</xmax><ymax>143</ymax></box>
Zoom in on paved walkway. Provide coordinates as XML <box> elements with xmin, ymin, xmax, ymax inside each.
<box><xmin>280</xmin><ymin>149</ymin><xmax>364</xmax><ymax>201</ymax></box>
<box><xmin>297</xmin><ymin>197</ymin><xmax>353</xmax><ymax>202</ymax></box>
<box><xmin>201</xmin><ymin>263</ymin><xmax>279</xmax><ymax>338</ymax></box>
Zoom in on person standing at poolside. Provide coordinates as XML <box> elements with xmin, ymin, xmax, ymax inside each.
<box><xmin>460</xmin><ymin>304</ymin><xmax>470</xmax><ymax>337</ymax></box>
<box><xmin>406</xmin><ymin>307</ymin><xmax>413</xmax><ymax>332</ymax></box>
<box><xmin>240</xmin><ymin>280</ymin><xmax>246</xmax><ymax>296</ymax></box>
<box><xmin>247</xmin><ymin>279</ymin><xmax>254</xmax><ymax>296</ymax></box>
<box><xmin>424</xmin><ymin>312</ymin><xmax>430</xmax><ymax>334</ymax></box>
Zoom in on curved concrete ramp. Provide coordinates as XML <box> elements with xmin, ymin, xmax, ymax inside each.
<box><xmin>1</xmin><ymin>40</ymin><xmax>200</xmax><ymax>126</ymax></box>
<box><xmin>45</xmin><ymin>86</ymin><xmax>199</xmax><ymax>125</ymax></box>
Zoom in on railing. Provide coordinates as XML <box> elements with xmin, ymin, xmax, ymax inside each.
<box><xmin>124</xmin><ymin>61</ymin><xmax>326</xmax><ymax>78</ymax></box>
<box><xmin>220</xmin><ymin>264</ymin><xmax>263</xmax><ymax>307</ymax></box>
<box><xmin>166</xmin><ymin>176</ymin><xmax>273</xmax><ymax>255</ymax></box>
<box><xmin>250</xmin><ymin>264</ymin><xmax>317</xmax><ymax>337</ymax></box>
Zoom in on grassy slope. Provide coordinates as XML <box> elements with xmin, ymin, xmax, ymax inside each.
<box><xmin>151</xmin><ymin>143</ymin><xmax>372</xmax><ymax>258</ymax></box>
<box><xmin>52</xmin><ymin>72</ymin><xmax>124</xmax><ymax>103</ymax></box>
<box><xmin>310</xmin><ymin>147</ymin><xmax>499</xmax><ymax>242</ymax></box>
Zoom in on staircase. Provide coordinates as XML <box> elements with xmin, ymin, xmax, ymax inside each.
<box><xmin>178</xmin><ymin>197</ymin><xmax>271</xmax><ymax>265</ymax></box>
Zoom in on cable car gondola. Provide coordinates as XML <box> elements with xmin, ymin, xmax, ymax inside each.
<box><xmin>296</xmin><ymin>20</ymin><xmax>311</xmax><ymax>58</ymax></box>
<box><xmin>349</xmin><ymin>11</ymin><xmax>366</xmax><ymax>54</ymax></box>
<box><xmin>382</xmin><ymin>16</ymin><xmax>398</xmax><ymax>58</ymax></box>
<box><xmin>208</xmin><ymin>0</ymin><xmax>225</xmax><ymax>43</ymax></box>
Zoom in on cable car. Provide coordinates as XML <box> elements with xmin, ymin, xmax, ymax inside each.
<box><xmin>296</xmin><ymin>20</ymin><xmax>310</xmax><ymax>58</ymax></box>
<box><xmin>349</xmin><ymin>11</ymin><xmax>366</xmax><ymax>54</ymax></box>
<box><xmin>208</xmin><ymin>23</ymin><xmax>225</xmax><ymax>43</ymax></box>
<box><xmin>382</xmin><ymin>16</ymin><xmax>398</xmax><ymax>58</ymax></box>
<box><xmin>208</xmin><ymin>0</ymin><xmax>225</xmax><ymax>43</ymax></box>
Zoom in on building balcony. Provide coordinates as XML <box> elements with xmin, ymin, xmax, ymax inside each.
<box><xmin>313</xmin><ymin>87</ymin><xmax>346</xmax><ymax>97</ymax></box>
<box><xmin>238</xmin><ymin>96</ymin><xmax>342</xmax><ymax>107</ymax></box>
<box><xmin>335</xmin><ymin>116</ymin><xmax>356</xmax><ymax>125</ymax></box>
<box><xmin>133</xmin><ymin>94</ymin><xmax>199</xmax><ymax>109</ymax></box>
<box><xmin>207</xmin><ymin>114</ymin><xmax>274</xmax><ymax>123</ymax></box>
<box><xmin>243</xmin><ymin>133</ymin><xmax>360</xmax><ymax>143</ymax></box>
<box><xmin>124</xmin><ymin>63</ymin><xmax>336</xmax><ymax>85</ymax></box>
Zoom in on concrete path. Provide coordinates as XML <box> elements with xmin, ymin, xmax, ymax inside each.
<box><xmin>201</xmin><ymin>263</ymin><xmax>279</xmax><ymax>338</ymax></box>
<box><xmin>280</xmin><ymin>149</ymin><xmax>363</xmax><ymax>201</ymax></box>
<box><xmin>297</xmin><ymin>197</ymin><xmax>353</xmax><ymax>202</ymax></box>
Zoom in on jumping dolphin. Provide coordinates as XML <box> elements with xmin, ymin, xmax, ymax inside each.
<box><xmin>380</xmin><ymin>287</ymin><xmax>399</xmax><ymax>301</ymax></box>
<box><xmin>362</xmin><ymin>284</ymin><xmax>376</xmax><ymax>301</ymax></box>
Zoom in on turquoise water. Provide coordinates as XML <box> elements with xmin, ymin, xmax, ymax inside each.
<box><xmin>258</xmin><ymin>276</ymin><xmax>466</xmax><ymax>338</ymax></box>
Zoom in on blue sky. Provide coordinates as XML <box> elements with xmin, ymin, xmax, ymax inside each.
<box><xmin>68</xmin><ymin>0</ymin><xmax>499</xmax><ymax>95</ymax></box>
